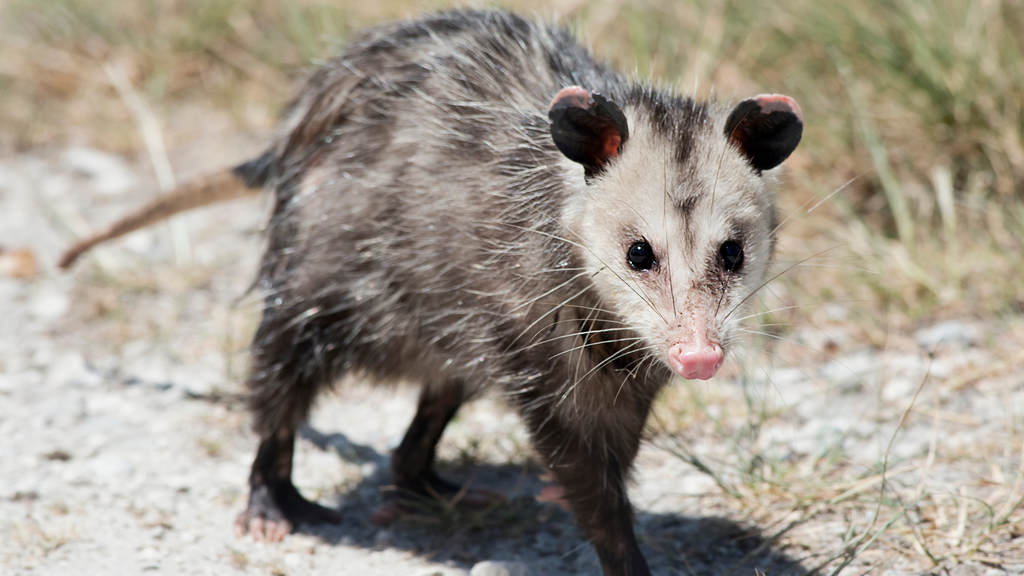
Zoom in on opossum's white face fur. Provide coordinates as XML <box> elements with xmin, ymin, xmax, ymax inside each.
<box><xmin>551</xmin><ymin>88</ymin><xmax>803</xmax><ymax>380</ymax></box>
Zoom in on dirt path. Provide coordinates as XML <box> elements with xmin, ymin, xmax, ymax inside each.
<box><xmin>2</xmin><ymin>148</ymin><xmax>1023</xmax><ymax>575</ymax></box>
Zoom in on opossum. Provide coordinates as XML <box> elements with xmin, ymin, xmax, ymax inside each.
<box><xmin>61</xmin><ymin>10</ymin><xmax>802</xmax><ymax>576</ymax></box>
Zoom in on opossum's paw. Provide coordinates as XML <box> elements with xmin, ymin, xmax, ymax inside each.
<box><xmin>535</xmin><ymin>484</ymin><xmax>572</xmax><ymax>511</ymax></box>
<box><xmin>371</xmin><ymin>501</ymin><xmax>409</xmax><ymax>526</ymax></box>
<box><xmin>372</xmin><ymin>472</ymin><xmax>506</xmax><ymax>526</ymax></box>
<box><xmin>234</xmin><ymin>482</ymin><xmax>341</xmax><ymax>541</ymax></box>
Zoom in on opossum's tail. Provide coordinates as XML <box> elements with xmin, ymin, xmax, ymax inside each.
<box><xmin>58</xmin><ymin>153</ymin><xmax>273</xmax><ymax>270</ymax></box>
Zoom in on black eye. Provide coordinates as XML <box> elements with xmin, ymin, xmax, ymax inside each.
<box><xmin>627</xmin><ymin>240</ymin><xmax>656</xmax><ymax>271</ymax></box>
<box><xmin>720</xmin><ymin>241</ymin><xmax>744</xmax><ymax>272</ymax></box>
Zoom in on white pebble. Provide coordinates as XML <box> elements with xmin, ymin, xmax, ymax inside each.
<box><xmin>469</xmin><ymin>560</ymin><xmax>530</xmax><ymax>576</ymax></box>
<box><xmin>28</xmin><ymin>288</ymin><xmax>71</xmax><ymax>322</ymax></box>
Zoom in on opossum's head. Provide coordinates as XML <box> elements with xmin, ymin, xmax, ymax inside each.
<box><xmin>550</xmin><ymin>87</ymin><xmax>802</xmax><ymax>380</ymax></box>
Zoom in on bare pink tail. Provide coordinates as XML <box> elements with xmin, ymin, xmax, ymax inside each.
<box><xmin>58</xmin><ymin>169</ymin><xmax>255</xmax><ymax>269</ymax></box>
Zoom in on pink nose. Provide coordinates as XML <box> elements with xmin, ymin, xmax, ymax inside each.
<box><xmin>668</xmin><ymin>342</ymin><xmax>724</xmax><ymax>380</ymax></box>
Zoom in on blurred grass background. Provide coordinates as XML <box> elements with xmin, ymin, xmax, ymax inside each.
<box><xmin>2</xmin><ymin>0</ymin><xmax>1022</xmax><ymax>333</ymax></box>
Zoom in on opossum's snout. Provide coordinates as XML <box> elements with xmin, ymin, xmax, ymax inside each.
<box><xmin>665</xmin><ymin>311</ymin><xmax>725</xmax><ymax>380</ymax></box>
<box><xmin>668</xmin><ymin>340</ymin><xmax>724</xmax><ymax>380</ymax></box>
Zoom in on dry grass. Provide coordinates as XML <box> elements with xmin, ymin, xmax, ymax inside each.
<box><xmin>649</xmin><ymin>333</ymin><xmax>1024</xmax><ymax>574</ymax></box>
<box><xmin>4</xmin><ymin>0</ymin><xmax>1023</xmax><ymax>573</ymax></box>
<box><xmin>4</xmin><ymin>0</ymin><xmax>1022</xmax><ymax>318</ymax></box>
<box><xmin>9</xmin><ymin>515</ymin><xmax>78</xmax><ymax>562</ymax></box>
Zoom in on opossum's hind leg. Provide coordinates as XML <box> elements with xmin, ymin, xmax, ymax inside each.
<box><xmin>374</xmin><ymin>384</ymin><xmax>504</xmax><ymax>525</ymax></box>
<box><xmin>234</xmin><ymin>431</ymin><xmax>341</xmax><ymax>541</ymax></box>
<box><xmin>235</xmin><ymin>311</ymin><xmax>342</xmax><ymax>541</ymax></box>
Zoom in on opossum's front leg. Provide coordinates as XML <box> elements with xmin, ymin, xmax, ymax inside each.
<box><xmin>523</xmin><ymin>403</ymin><xmax>652</xmax><ymax>576</ymax></box>
<box><xmin>391</xmin><ymin>385</ymin><xmax>466</xmax><ymax>490</ymax></box>
<box><xmin>375</xmin><ymin>384</ymin><xmax>505</xmax><ymax>525</ymax></box>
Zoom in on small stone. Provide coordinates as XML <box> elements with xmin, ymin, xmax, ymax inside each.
<box><xmin>881</xmin><ymin>376</ymin><xmax>917</xmax><ymax>401</ymax></box>
<box><xmin>123</xmin><ymin>352</ymin><xmax>173</xmax><ymax>389</ymax></box>
<box><xmin>373</xmin><ymin>529</ymin><xmax>393</xmax><ymax>548</ymax></box>
<box><xmin>177</xmin><ymin>372</ymin><xmax>215</xmax><ymax>397</ymax></box>
<box><xmin>822</xmin><ymin>303</ymin><xmax>849</xmax><ymax>321</ymax></box>
<box><xmin>533</xmin><ymin>531</ymin><xmax>559</xmax><ymax>554</ymax></box>
<box><xmin>122</xmin><ymin>228</ymin><xmax>160</xmax><ymax>258</ymax></box>
<box><xmin>44</xmin><ymin>450</ymin><xmax>72</xmax><ymax>461</ymax></box>
<box><xmin>62</xmin><ymin>147</ymin><xmax>136</xmax><ymax>196</ymax></box>
<box><xmin>28</xmin><ymin>288</ymin><xmax>71</xmax><ymax>322</ymax></box>
<box><xmin>469</xmin><ymin>560</ymin><xmax>530</xmax><ymax>576</ymax></box>
<box><xmin>915</xmin><ymin>320</ymin><xmax>978</xmax><ymax>349</ymax></box>
<box><xmin>40</xmin><ymin>173</ymin><xmax>73</xmax><ymax>198</ymax></box>
<box><xmin>387</xmin><ymin>433</ymin><xmax>404</xmax><ymax>451</ymax></box>
<box><xmin>89</xmin><ymin>453</ymin><xmax>134</xmax><ymax>480</ymax></box>
<box><xmin>821</xmin><ymin>350</ymin><xmax>879</xmax><ymax>393</ymax></box>
<box><xmin>360</xmin><ymin>461</ymin><xmax>377</xmax><ymax>478</ymax></box>
<box><xmin>0</xmin><ymin>248</ymin><xmax>38</xmax><ymax>279</ymax></box>
<box><xmin>675</xmin><ymin>473</ymin><xmax>716</xmax><ymax>496</ymax></box>
<box><xmin>31</xmin><ymin>344</ymin><xmax>55</xmax><ymax>368</ymax></box>
<box><xmin>47</xmin><ymin>352</ymin><xmax>102</xmax><ymax>388</ymax></box>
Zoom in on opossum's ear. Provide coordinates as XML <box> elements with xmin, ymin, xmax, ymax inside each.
<box><xmin>549</xmin><ymin>86</ymin><xmax>629</xmax><ymax>179</ymax></box>
<box><xmin>724</xmin><ymin>94</ymin><xmax>803</xmax><ymax>172</ymax></box>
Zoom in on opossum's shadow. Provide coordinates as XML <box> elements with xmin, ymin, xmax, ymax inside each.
<box><xmin>297</xmin><ymin>426</ymin><xmax>807</xmax><ymax>576</ymax></box>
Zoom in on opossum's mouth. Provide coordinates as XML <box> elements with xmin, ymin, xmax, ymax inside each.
<box><xmin>666</xmin><ymin>340</ymin><xmax>724</xmax><ymax>381</ymax></box>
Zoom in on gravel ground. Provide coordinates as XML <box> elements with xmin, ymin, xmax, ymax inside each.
<box><xmin>2</xmin><ymin>147</ymin><xmax>1023</xmax><ymax>575</ymax></box>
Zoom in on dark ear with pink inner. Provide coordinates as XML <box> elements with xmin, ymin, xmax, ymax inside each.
<box><xmin>724</xmin><ymin>94</ymin><xmax>803</xmax><ymax>172</ymax></box>
<box><xmin>549</xmin><ymin>86</ymin><xmax>629</xmax><ymax>179</ymax></box>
